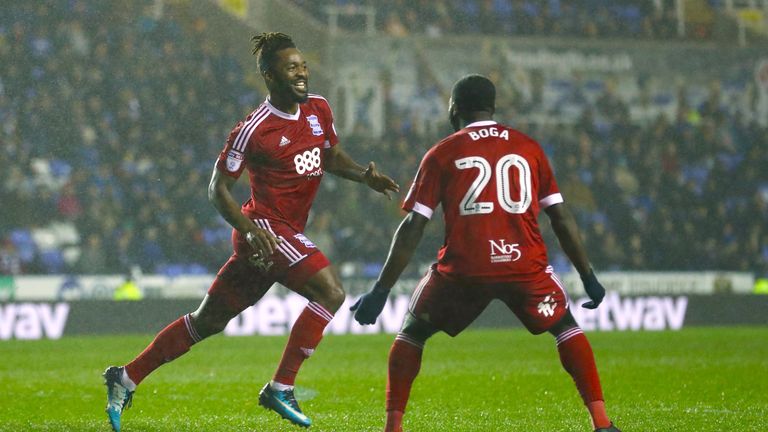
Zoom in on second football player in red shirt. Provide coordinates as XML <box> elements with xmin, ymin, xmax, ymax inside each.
<box><xmin>353</xmin><ymin>75</ymin><xmax>620</xmax><ymax>432</ymax></box>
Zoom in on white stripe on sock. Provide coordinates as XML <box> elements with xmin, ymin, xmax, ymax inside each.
<box><xmin>307</xmin><ymin>302</ymin><xmax>334</xmax><ymax>322</ymax></box>
<box><xmin>183</xmin><ymin>314</ymin><xmax>202</xmax><ymax>343</ymax></box>
<box><xmin>395</xmin><ymin>333</ymin><xmax>424</xmax><ymax>350</ymax></box>
<box><xmin>556</xmin><ymin>328</ymin><xmax>584</xmax><ymax>346</ymax></box>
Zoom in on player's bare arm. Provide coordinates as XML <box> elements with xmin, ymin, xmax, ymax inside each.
<box><xmin>545</xmin><ymin>202</ymin><xmax>606</xmax><ymax>308</ymax></box>
<box><xmin>323</xmin><ymin>145</ymin><xmax>400</xmax><ymax>199</ymax></box>
<box><xmin>351</xmin><ymin>211</ymin><xmax>429</xmax><ymax>324</ymax></box>
<box><xmin>375</xmin><ymin>211</ymin><xmax>429</xmax><ymax>289</ymax></box>
<box><xmin>208</xmin><ymin>167</ymin><xmax>280</xmax><ymax>258</ymax></box>
<box><xmin>545</xmin><ymin>203</ymin><xmax>592</xmax><ymax>275</ymax></box>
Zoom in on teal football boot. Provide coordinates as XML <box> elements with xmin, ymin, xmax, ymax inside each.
<box><xmin>258</xmin><ymin>383</ymin><xmax>312</xmax><ymax>428</ymax></box>
<box><xmin>103</xmin><ymin>366</ymin><xmax>134</xmax><ymax>432</ymax></box>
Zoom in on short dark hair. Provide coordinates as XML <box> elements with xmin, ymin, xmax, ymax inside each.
<box><xmin>451</xmin><ymin>74</ymin><xmax>495</xmax><ymax>113</ymax></box>
<box><xmin>251</xmin><ymin>32</ymin><xmax>296</xmax><ymax>75</ymax></box>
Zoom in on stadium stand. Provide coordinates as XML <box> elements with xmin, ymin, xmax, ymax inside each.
<box><xmin>293</xmin><ymin>0</ymin><xmax>768</xmax><ymax>41</ymax></box>
<box><xmin>0</xmin><ymin>0</ymin><xmax>766</xmax><ymax>279</ymax></box>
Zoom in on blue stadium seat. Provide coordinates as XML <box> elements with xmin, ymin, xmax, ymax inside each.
<box><xmin>186</xmin><ymin>263</ymin><xmax>209</xmax><ymax>275</ymax></box>
<box><xmin>9</xmin><ymin>229</ymin><xmax>36</xmax><ymax>263</ymax></box>
<box><xmin>362</xmin><ymin>262</ymin><xmax>383</xmax><ymax>278</ymax></box>
<box><xmin>40</xmin><ymin>250</ymin><xmax>66</xmax><ymax>273</ymax></box>
<box><xmin>49</xmin><ymin>159</ymin><xmax>72</xmax><ymax>178</ymax></box>
<box><xmin>157</xmin><ymin>264</ymin><xmax>186</xmax><ymax>277</ymax></box>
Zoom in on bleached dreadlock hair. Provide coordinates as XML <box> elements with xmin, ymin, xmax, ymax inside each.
<box><xmin>251</xmin><ymin>32</ymin><xmax>296</xmax><ymax>75</ymax></box>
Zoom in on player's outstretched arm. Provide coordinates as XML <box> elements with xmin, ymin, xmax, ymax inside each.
<box><xmin>544</xmin><ymin>203</ymin><xmax>606</xmax><ymax>309</ymax></box>
<box><xmin>323</xmin><ymin>145</ymin><xmax>399</xmax><ymax>199</ymax></box>
<box><xmin>208</xmin><ymin>167</ymin><xmax>280</xmax><ymax>259</ymax></box>
<box><xmin>351</xmin><ymin>211</ymin><xmax>429</xmax><ymax>324</ymax></box>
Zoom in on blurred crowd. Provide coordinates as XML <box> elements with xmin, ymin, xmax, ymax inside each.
<box><xmin>293</xmin><ymin>0</ymin><xmax>732</xmax><ymax>40</ymax></box>
<box><xmin>0</xmin><ymin>1</ymin><xmax>259</xmax><ymax>275</ymax></box>
<box><xmin>1</xmin><ymin>1</ymin><xmax>766</xmax><ymax>278</ymax></box>
<box><xmin>325</xmin><ymin>77</ymin><xmax>768</xmax><ymax>277</ymax></box>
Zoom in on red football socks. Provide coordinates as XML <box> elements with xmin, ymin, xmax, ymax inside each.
<box><xmin>125</xmin><ymin>314</ymin><xmax>202</xmax><ymax>386</ymax></box>
<box><xmin>272</xmin><ymin>302</ymin><xmax>334</xmax><ymax>386</ymax></box>
<box><xmin>556</xmin><ymin>328</ymin><xmax>611</xmax><ymax>429</ymax></box>
<box><xmin>385</xmin><ymin>333</ymin><xmax>425</xmax><ymax>431</ymax></box>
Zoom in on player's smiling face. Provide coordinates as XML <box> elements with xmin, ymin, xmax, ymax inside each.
<box><xmin>268</xmin><ymin>48</ymin><xmax>309</xmax><ymax>104</ymax></box>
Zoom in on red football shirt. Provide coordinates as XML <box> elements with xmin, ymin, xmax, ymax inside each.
<box><xmin>403</xmin><ymin>120</ymin><xmax>563</xmax><ymax>282</ymax></box>
<box><xmin>216</xmin><ymin>94</ymin><xmax>338</xmax><ymax>231</ymax></box>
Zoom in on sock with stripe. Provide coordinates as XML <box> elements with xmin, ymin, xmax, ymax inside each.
<box><xmin>124</xmin><ymin>314</ymin><xmax>201</xmax><ymax>386</ymax></box>
<box><xmin>385</xmin><ymin>334</ymin><xmax>424</xmax><ymax>432</ymax></box>
<box><xmin>556</xmin><ymin>327</ymin><xmax>611</xmax><ymax>429</ymax></box>
<box><xmin>272</xmin><ymin>302</ymin><xmax>333</xmax><ymax>386</ymax></box>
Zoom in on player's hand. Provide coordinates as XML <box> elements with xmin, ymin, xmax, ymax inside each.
<box><xmin>350</xmin><ymin>282</ymin><xmax>390</xmax><ymax>325</ymax></box>
<box><xmin>363</xmin><ymin>161</ymin><xmax>400</xmax><ymax>200</ymax></box>
<box><xmin>245</xmin><ymin>227</ymin><xmax>281</xmax><ymax>259</ymax></box>
<box><xmin>580</xmin><ymin>270</ymin><xmax>606</xmax><ymax>309</ymax></box>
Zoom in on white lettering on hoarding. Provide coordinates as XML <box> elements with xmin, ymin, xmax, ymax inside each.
<box><xmin>224</xmin><ymin>295</ymin><xmax>410</xmax><ymax>336</ymax></box>
<box><xmin>572</xmin><ymin>292</ymin><xmax>687</xmax><ymax>331</ymax></box>
<box><xmin>0</xmin><ymin>303</ymin><xmax>69</xmax><ymax>340</ymax></box>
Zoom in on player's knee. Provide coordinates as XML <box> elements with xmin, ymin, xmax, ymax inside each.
<box><xmin>317</xmin><ymin>283</ymin><xmax>345</xmax><ymax>313</ymax></box>
<box><xmin>548</xmin><ymin>310</ymin><xmax>578</xmax><ymax>337</ymax></box>
<box><xmin>190</xmin><ymin>312</ymin><xmax>229</xmax><ymax>338</ymax></box>
<box><xmin>400</xmin><ymin>316</ymin><xmax>436</xmax><ymax>344</ymax></box>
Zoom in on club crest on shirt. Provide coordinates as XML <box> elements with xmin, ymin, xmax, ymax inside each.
<box><xmin>293</xmin><ymin>233</ymin><xmax>316</xmax><ymax>248</ymax></box>
<box><xmin>226</xmin><ymin>150</ymin><xmax>243</xmax><ymax>172</ymax></box>
<box><xmin>306</xmin><ymin>114</ymin><xmax>323</xmax><ymax>136</ymax></box>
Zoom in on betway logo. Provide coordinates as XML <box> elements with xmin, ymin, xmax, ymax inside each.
<box><xmin>224</xmin><ymin>294</ymin><xmax>409</xmax><ymax>336</ymax></box>
<box><xmin>0</xmin><ymin>303</ymin><xmax>69</xmax><ymax>340</ymax></box>
<box><xmin>571</xmin><ymin>292</ymin><xmax>687</xmax><ymax>331</ymax></box>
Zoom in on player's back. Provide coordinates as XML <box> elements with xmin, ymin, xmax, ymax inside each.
<box><xmin>404</xmin><ymin>120</ymin><xmax>563</xmax><ymax>283</ymax></box>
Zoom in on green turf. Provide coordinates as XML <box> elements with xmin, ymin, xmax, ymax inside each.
<box><xmin>0</xmin><ymin>327</ymin><xmax>766</xmax><ymax>431</ymax></box>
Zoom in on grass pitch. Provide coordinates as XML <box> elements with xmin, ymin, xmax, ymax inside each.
<box><xmin>0</xmin><ymin>327</ymin><xmax>766</xmax><ymax>431</ymax></box>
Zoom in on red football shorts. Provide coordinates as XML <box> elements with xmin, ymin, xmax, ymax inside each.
<box><xmin>208</xmin><ymin>218</ymin><xmax>330</xmax><ymax>313</ymax></box>
<box><xmin>408</xmin><ymin>264</ymin><xmax>569</xmax><ymax>336</ymax></box>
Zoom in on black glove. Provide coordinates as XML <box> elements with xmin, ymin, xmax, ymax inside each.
<box><xmin>350</xmin><ymin>283</ymin><xmax>390</xmax><ymax>325</ymax></box>
<box><xmin>581</xmin><ymin>270</ymin><xmax>605</xmax><ymax>309</ymax></box>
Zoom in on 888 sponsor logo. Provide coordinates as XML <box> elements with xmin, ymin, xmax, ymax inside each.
<box><xmin>294</xmin><ymin>147</ymin><xmax>321</xmax><ymax>175</ymax></box>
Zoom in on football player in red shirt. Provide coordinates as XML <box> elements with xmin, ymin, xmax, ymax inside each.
<box><xmin>352</xmin><ymin>75</ymin><xmax>620</xmax><ymax>432</ymax></box>
<box><xmin>103</xmin><ymin>32</ymin><xmax>399</xmax><ymax>431</ymax></box>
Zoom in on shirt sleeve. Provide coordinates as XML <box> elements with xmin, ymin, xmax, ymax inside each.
<box><xmin>537</xmin><ymin>151</ymin><xmax>563</xmax><ymax>209</ymax></box>
<box><xmin>402</xmin><ymin>150</ymin><xmax>441</xmax><ymax>219</ymax></box>
<box><xmin>215</xmin><ymin>120</ymin><xmax>252</xmax><ymax>178</ymax></box>
<box><xmin>320</xmin><ymin>98</ymin><xmax>339</xmax><ymax>149</ymax></box>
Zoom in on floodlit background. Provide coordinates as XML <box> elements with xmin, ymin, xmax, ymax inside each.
<box><xmin>1</xmin><ymin>1</ymin><xmax>767</xmax><ymax>290</ymax></box>
<box><xmin>0</xmin><ymin>1</ymin><xmax>767</xmax><ymax>431</ymax></box>
<box><xmin>1</xmin><ymin>1</ymin><xmax>767</xmax><ymax>286</ymax></box>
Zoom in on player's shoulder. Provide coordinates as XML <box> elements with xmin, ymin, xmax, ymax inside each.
<box><xmin>489</xmin><ymin>122</ymin><xmax>545</xmax><ymax>154</ymax></box>
<box><xmin>472</xmin><ymin>121</ymin><xmax>537</xmax><ymax>143</ymax></box>
<box><xmin>307</xmin><ymin>93</ymin><xmax>329</xmax><ymax>103</ymax></box>
<box><xmin>240</xmin><ymin>101</ymin><xmax>272</xmax><ymax>128</ymax></box>
<box><xmin>306</xmin><ymin>93</ymin><xmax>332</xmax><ymax>111</ymax></box>
<box><xmin>229</xmin><ymin>101</ymin><xmax>273</xmax><ymax>149</ymax></box>
<box><xmin>423</xmin><ymin>133</ymin><xmax>456</xmax><ymax>160</ymax></box>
